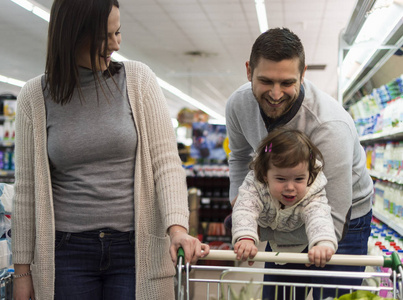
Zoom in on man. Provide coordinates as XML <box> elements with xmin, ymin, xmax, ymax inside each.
<box><xmin>226</xmin><ymin>27</ymin><xmax>373</xmax><ymax>299</ymax></box>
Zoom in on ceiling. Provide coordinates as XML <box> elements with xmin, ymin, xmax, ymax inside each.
<box><xmin>0</xmin><ymin>0</ymin><xmax>358</xmax><ymax>121</ymax></box>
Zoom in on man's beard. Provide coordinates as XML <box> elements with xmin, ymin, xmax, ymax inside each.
<box><xmin>253</xmin><ymin>91</ymin><xmax>291</xmax><ymax>120</ymax></box>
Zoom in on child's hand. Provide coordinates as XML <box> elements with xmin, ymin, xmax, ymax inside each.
<box><xmin>234</xmin><ymin>239</ymin><xmax>258</xmax><ymax>266</ymax></box>
<box><xmin>306</xmin><ymin>245</ymin><xmax>334</xmax><ymax>268</ymax></box>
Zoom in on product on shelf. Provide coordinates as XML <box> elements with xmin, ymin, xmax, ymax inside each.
<box><xmin>350</xmin><ymin>74</ymin><xmax>403</xmax><ymax>137</ymax></box>
<box><xmin>373</xmin><ymin>180</ymin><xmax>403</xmax><ymax>219</ymax></box>
<box><xmin>186</xmin><ymin>164</ymin><xmax>234</xmax><ymax>266</ymax></box>
<box><xmin>368</xmin><ymin>217</ymin><xmax>403</xmax><ymax>298</ymax></box>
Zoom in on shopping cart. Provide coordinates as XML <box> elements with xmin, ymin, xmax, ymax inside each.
<box><xmin>176</xmin><ymin>248</ymin><xmax>403</xmax><ymax>300</ymax></box>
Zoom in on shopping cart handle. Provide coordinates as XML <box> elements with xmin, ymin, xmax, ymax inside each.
<box><xmin>201</xmin><ymin>250</ymin><xmax>397</xmax><ymax>268</ymax></box>
<box><xmin>177</xmin><ymin>247</ymin><xmax>185</xmax><ymax>261</ymax></box>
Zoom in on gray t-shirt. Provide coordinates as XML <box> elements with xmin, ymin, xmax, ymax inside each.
<box><xmin>42</xmin><ymin>65</ymin><xmax>136</xmax><ymax>232</ymax></box>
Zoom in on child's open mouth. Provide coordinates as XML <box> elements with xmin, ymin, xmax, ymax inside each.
<box><xmin>282</xmin><ymin>195</ymin><xmax>296</xmax><ymax>202</ymax></box>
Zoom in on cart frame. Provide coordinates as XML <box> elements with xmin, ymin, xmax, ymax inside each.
<box><xmin>177</xmin><ymin>249</ymin><xmax>403</xmax><ymax>300</ymax></box>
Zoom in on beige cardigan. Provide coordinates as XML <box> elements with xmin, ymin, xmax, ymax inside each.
<box><xmin>12</xmin><ymin>61</ymin><xmax>189</xmax><ymax>299</ymax></box>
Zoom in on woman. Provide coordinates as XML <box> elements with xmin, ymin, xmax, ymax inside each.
<box><xmin>11</xmin><ymin>0</ymin><xmax>209</xmax><ymax>299</ymax></box>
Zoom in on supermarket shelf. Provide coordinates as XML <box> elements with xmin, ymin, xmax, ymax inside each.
<box><xmin>0</xmin><ymin>170</ymin><xmax>14</xmax><ymax>178</ymax></box>
<box><xmin>373</xmin><ymin>207</ymin><xmax>403</xmax><ymax>236</ymax></box>
<box><xmin>0</xmin><ymin>116</ymin><xmax>14</xmax><ymax>122</ymax></box>
<box><xmin>360</xmin><ymin>128</ymin><xmax>403</xmax><ymax>143</ymax></box>
<box><xmin>369</xmin><ymin>171</ymin><xmax>403</xmax><ymax>185</ymax></box>
<box><xmin>0</xmin><ymin>141</ymin><xmax>14</xmax><ymax>147</ymax></box>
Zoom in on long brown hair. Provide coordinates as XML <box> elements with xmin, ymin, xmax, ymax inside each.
<box><xmin>251</xmin><ymin>128</ymin><xmax>324</xmax><ymax>186</ymax></box>
<box><xmin>45</xmin><ymin>0</ymin><xmax>121</xmax><ymax>105</ymax></box>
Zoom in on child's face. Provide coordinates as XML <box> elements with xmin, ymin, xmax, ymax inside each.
<box><xmin>264</xmin><ymin>161</ymin><xmax>309</xmax><ymax>207</ymax></box>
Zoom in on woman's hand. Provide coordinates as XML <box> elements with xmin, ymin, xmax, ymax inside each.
<box><xmin>306</xmin><ymin>245</ymin><xmax>335</xmax><ymax>268</ymax></box>
<box><xmin>13</xmin><ymin>264</ymin><xmax>35</xmax><ymax>300</ymax></box>
<box><xmin>168</xmin><ymin>225</ymin><xmax>210</xmax><ymax>265</ymax></box>
<box><xmin>234</xmin><ymin>239</ymin><xmax>258</xmax><ymax>266</ymax></box>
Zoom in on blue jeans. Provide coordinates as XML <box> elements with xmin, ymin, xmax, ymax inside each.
<box><xmin>262</xmin><ymin>210</ymin><xmax>372</xmax><ymax>300</ymax></box>
<box><xmin>54</xmin><ymin>229</ymin><xmax>136</xmax><ymax>300</ymax></box>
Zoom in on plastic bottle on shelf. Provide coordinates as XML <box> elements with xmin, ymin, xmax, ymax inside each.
<box><xmin>393</xmin><ymin>183</ymin><xmax>401</xmax><ymax>219</ymax></box>
<box><xmin>384</xmin><ymin>142</ymin><xmax>393</xmax><ymax>175</ymax></box>
<box><xmin>392</xmin><ymin>145</ymin><xmax>397</xmax><ymax>176</ymax></box>
<box><xmin>365</xmin><ymin>145</ymin><xmax>373</xmax><ymax>170</ymax></box>
<box><xmin>368</xmin><ymin>234</ymin><xmax>380</xmax><ymax>255</ymax></box>
<box><xmin>389</xmin><ymin>99</ymin><xmax>399</xmax><ymax>130</ymax></box>
<box><xmin>379</xmin><ymin>232</ymin><xmax>387</xmax><ymax>245</ymax></box>
<box><xmin>375</xmin><ymin>180</ymin><xmax>386</xmax><ymax>211</ymax></box>
<box><xmin>398</xmin><ymin>97</ymin><xmax>403</xmax><ymax>130</ymax></box>
<box><xmin>394</xmin><ymin>142</ymin><xmax>401</xmax><ymax>176</ymax></box>
<box><xmin>2</xmin><ymin>121</ymin><xmax>10</xmax><ymax>143</ymax></box>
<box><xmin>386</xmin><ymin>182</ymin><xmax>397</xmax><ymax>217</ymax></box>
<box><xmin>399</xmin><ymin>186</ymin><xmax>403</xmax><ymax>219</ymax></box>
<box><xmin>399</xmin><ymin>142</ymin><xmax>403</xmax><ymax>179</ymax></box>
<box><xmin>382</xmin><ymin>100</ymin><xmax>392</xmax><ymax>132</ymax></box>
<box><xmin>382</xmin><ymin>182</ymin><xmax>390</xmax><ymax>213</ymax></box>
<box><xmin>374</xmin><ymin>143</ymin><xmax>385</xmax><ymax>173</ymax></box>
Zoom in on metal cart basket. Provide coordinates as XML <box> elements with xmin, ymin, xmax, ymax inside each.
<box><xmin>177</xmin><ymin>249</ymin><xmax>403</xmax><ymax>300</ymax></box>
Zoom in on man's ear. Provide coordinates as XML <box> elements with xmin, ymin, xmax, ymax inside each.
<box><xmin>300</xmin><ymin>65</ymin><xmax>307</xmax><ymax>84</ymax></box>
<box><xmin>246</xmin><ymin>61</ymin><xmax>252</xmax><ymax>82</ymax></box>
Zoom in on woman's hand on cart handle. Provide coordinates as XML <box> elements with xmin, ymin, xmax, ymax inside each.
<box><xmin>169</xmin><ymin>225</ymin><xmax>210</xmax><ymax>265</ymax></box>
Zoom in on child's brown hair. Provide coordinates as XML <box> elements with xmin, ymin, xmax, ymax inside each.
<box><xmin>251</xmin><ymin>128</ymin><xmax>324</xmax><ymax>186</ymax></box>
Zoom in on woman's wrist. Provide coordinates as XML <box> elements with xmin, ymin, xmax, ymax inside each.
<box><xmin>168</xmin><ymin>225</ymin><xmax>187</xmax><ymax>237</ymax></box>
<box><xmin>14</xmin><ymin>264</ymin><xmax>31</xmax><ymax>275</ymax></box>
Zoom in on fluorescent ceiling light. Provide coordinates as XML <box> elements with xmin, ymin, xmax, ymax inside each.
<box><xmin>10</xmin><ymin>0</ymin><xmax>33</xmax><ymax>11</ymax></box>
<box><xmin>32</xmin><ymin>6</ymin><xmax>50</xmax><ymax>22</ymax></box>
<box><xmin>10</xmin><ymin>0</ymin><xmax>50</xmax><ymax>21</ymax></box>
<box><xmin>340</xmin><ymin>0</ymin><xmax>403</xmax><ymax>94</ymax></box>
<box><xmin>111</xmin><ymin>54</ymin><xmax>225</xmax><ymax>122</ymax></box>
<box><xmin>157</xmin><ymin>77</ymin><xmax>225</xmax><ymax>122</ymax></box>
<box><xmin>8</xmin><ymin>0</ymin><xmax>226</xmax><ymax>122</ymax></box>
<box><xmin>0</xmin><ymin>75</ymin><xmax>26</xmax><ymax>87</ymax></box>
<box><xmin>255</xmin><ymin>0</ymin><xmax>268</xmax><ymax>33</ymax></box>
<box><xmin>111</xmin><ymin>52</ymin><xmax>225</xmax><ymax>121</ymax></box>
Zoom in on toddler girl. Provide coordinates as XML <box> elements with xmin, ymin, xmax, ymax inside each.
<box><xmin>232</xmin><ymin>128</ymin><xmax>337</xmax><ymax>267</ymax></box>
